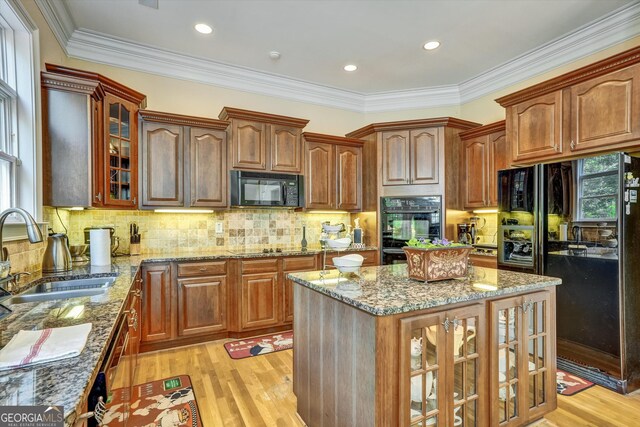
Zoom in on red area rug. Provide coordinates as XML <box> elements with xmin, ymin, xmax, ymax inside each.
<box><xmin>102</xmin><ymin>375</ymin><xmax>202</xmax><ymax>426</ymax></box>
<box><xmin>556</xmin><ymin>370</ymin><xmax>595</xmax><ymax>396</ymax></box>
<box><xmin>224</xmin><ymin>331</ymin><xmax>293</xmax><ymax>360</ymax></box>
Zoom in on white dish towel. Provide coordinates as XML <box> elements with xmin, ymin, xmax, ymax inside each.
<box><xmin>0</xmin><ymin>323</ymin><xmax>92</xmax><ymax>371</ymax></box>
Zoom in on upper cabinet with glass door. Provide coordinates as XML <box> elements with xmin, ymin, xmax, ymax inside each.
<box><xmin>41</xmin><ymin>64</ymin><xmax>146</xmax><ymax>209</ymax></box>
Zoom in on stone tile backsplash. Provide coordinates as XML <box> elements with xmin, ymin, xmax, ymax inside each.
<box><xmin>61</xmin><ymin>209</ymin><xmax>352</xmax><ymax>254</ymax></box>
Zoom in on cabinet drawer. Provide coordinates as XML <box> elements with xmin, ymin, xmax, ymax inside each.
<box><xmin>177</xmin><ymin>261</ymin><xmax>227</xmax><ymax>277</ymax></box>
<box><xmin>346</xmin><ymin>250</ymin><xmax>378</xmax><ymax>266</ymax></box>
<box><xmin>469</xmin><ymin>254</ymin><xmax>497</xmax><ymax>269</ymax></box>
<box><xmin>282</xmin><ymin>256</ymin><xmax>317</xmax><ymax>272</ymax></box>
<box><xmin>241</xmin><ymin>258</ymin><xmax>279</xmax><ymax>274</ymax></box>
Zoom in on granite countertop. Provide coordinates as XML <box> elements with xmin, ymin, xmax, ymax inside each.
<box><xmin>288</xmin><ymin>264</ymin><xmax>561</xmax><ymax>316</ymax></box>
<box><xmin>0</xmin><ymin>245</ymin><xmax>379</xmax><ymax>425</ymax></box>
<box><xmin>0</xmin><ymin>257</ymin><xmax>138</xmax><ymax>425</ymax></box>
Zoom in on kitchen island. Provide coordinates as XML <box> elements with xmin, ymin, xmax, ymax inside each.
<box><xmin>288</xmin><ymin>264</ymin><xmax>561</xmax><ymax>427</ymax></box>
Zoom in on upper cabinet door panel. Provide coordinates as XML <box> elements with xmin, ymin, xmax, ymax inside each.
<box><xmin>510</xmin><ymin>91</ymin><xmax>563</xmax><ymax>163</ymax></box>
<box><xmin>382</xmin><ymin>130</ymin><xmax>409</xmax><ymax>186</ymax></box>
<box><xmin>488</xmin><ymin>131</ymin><xmax>507</xmax><ymax>207</ymax></box>
<box><xmin>270</xmin><ymin>124</ymin><xmax>302</xmax><ymax>173</ymax></box>
<box><xmin>305</xmin><ymin>141</ymin><xmax>335</xmax><ymax>209</ymax></box>
<box><xmin>570</xmin><ymin>65</ymin><xmax>640</xmax><ymax>152</ymax></box>
<box><xmin>141</xmin><ymin>122</ymin><xmax>183</xmax><ymax>207</ymax></box>
<box><xmin>463</xmin><ymin>139</ymin><xmax>487</xmax><ymax>209</ymax></box>
<box><xmin>232</xmin><ymin>119</ymin><xmax>266</xmax><ymax>170</ymax></box>
<box><xmin>190</xmin><ymin>127</ymin><xmax>227</xmax><ymax>207</ymax></box>
<box><xmin>336</xmin><ymin>145</ymin><xmax>362</xmax><ymax>211</ymax></box>
<box><xmin>410</xmin><ymin>128</ymin><xmax>440</xmax><ymax>185</ymax></box>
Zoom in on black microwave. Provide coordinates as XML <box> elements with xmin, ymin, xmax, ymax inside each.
<box><xmin>230</xmin><ymin>170</ymin><xmax>304</xmax><ymax>208</ymax></box>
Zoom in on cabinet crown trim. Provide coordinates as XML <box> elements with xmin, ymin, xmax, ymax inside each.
<box><xmin>459</xmin><ymin>120</ymin><xmax>506</xmax><ymax>140</ymax></box>
<box><xmin>346</xmin><ymin>117</ymin><xmax>481</xmax><ymax>138</ymax></box>
<box><xmin>496</xmin><ymin>45</ymin><xmax>640</xmax><ymax>107</ymax></box>
<box><xmin>41</xmin><ymin>71</ymin><xmax>105</xmax><ymax>99</ymax></box>
<box><xmin>139</xmin><ymin>110</ymin><xmax>230</xmax><ymax>129</ymax></box>
<box><xmin>302</xmin><ymin>132</ymin><xmax>364</xmax><ymax>146</ymax></box>
<box><xmin>218</xmin><ymin>106</ymin><xmax>309</xmax><ymax>128</ymax></box>
<box><xmin>45</xmin><ymin>63</ymin><xmax>147</xmax><ymax>108</ymax></box>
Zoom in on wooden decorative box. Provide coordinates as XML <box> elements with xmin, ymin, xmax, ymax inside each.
<box><xmin>403</xmin><ymin>246</ymin><xmax>473</xmax><ymax>282</ymax></box>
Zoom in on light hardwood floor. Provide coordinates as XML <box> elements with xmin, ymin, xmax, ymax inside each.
<box><xmin>134</xmin><ymin>339</ymin><xmax>640</xmax><ymax>426</ymax></box>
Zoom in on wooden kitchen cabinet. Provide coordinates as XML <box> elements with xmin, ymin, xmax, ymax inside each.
<box><xmin>282</xmin><ymin>255</ymin><xmax>318</xmax><ymax>323</ymax></box>
<box><xmin>140</xmin><ymin>263</ymin><xmax>173</xmax><ymax>343</ymax></box>
<box><xmin>240</xmin><ymin>259</ymin><xmax>280</xmax><ymax>330</ymax></box>
<box><xmin>41</xmin><ymin>64</ymin><xmax>146</xmax><ymax>208</ymax></box>
<box><xmin>381</xmin><ymin>128</ymin><xmax>440</xmax><ymax>186</ymax></box>
<box><xmin>219</xmin><ymin>107</ymin><xmax>309</xmax><ymax>173</ymax></box>
<box><xmin>489</xmin><ymin>291</ymin><xmax>555</xmax><ymax>426</ymax></box>
<box><xmin>177</xmin><ymin>275</ymin><xmax>227</xmax><ymax>336</ymax></box>
<box><xmin>498</xmin><ymin>47</ymin><xmax>640</xmax><ymax>165</ymax></box>
<box><xmin>399</xmin><ymin>304</ymin><xmax>486</xmax><ymax>427</ymax></box>
<box><xmin>139</xmin><ymin>110</ymin><xmax>229</xmax><ymax>209</ymax></box>
<box><xmin>303</xmin><ymin>132</ymin><xmax>364</xmax><ymax>211</ymax></box>
<box><xmin>459</xmin><ymin>121</ymin><xmax>507</xmax><ymax>209</ymax></box>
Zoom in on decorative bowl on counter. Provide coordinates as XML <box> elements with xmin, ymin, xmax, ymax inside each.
<box><xmin>333</xmin><ymin>254</ymin><xmax>364</xmax><ymax>273</ymax></box>
<box><xmin>602</xmin><ymin>238</ymin><xmax>618</xmax><ymax>248</ymax></box>
<box><xmin>322</xmin><ymin>223</ymin><xmax>344</xmax><ymax>233</ymax></box>
<box><xmin>403</xmin><ymin>240</ymin><xmax>473</xmax><ymax>282</ymax></box>
<box><xmin>325</xmin><ymin>237</ymin><xmax>351</xmax><ymax>250</ymax></box>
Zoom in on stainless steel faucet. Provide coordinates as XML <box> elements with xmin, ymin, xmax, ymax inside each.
<box><xmin>0</xmin><ymin>208</ymin><xmax>44</xmax><ymax>261</ymax></box>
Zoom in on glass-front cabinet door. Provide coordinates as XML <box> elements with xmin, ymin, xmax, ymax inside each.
<box><xmin>490</xmin><ymin>291</ymin><xmax>555</xmax><ymax>426</ymax></box>
<box><xmin>400</xmin><ymin>304</ymin><xmax>485</xmax><ymax>426</ymax></box>
<box><xmin>103</xmin><ymin>93</ymin><xmax>138</xmax><ymax>208</ymax></box>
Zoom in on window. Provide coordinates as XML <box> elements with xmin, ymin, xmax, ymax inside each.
<box><xmin>576</xmin><ymin>153</ymin><xmax>619</xmax><ymax>221</ymax></box>
<box><xmin>0</xmin><ymin>0</ymin><xmax>39</xmax><ymax>221</ymax></box>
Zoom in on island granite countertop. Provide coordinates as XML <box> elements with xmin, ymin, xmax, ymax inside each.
<box><xmin>0</xmin><ymin>245</ymin><xmax>378</xmax><ymax>425</ymax></box>
<box><xmin>287</xmin><ymin>264</ymin><xmax>561</xmax><ymax>316</ymax></box>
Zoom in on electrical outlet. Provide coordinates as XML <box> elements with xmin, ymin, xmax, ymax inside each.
<box><xmin>215</xmin><ymin>222</ymin><xmax>223</xmax><ymax>234</ymax></box>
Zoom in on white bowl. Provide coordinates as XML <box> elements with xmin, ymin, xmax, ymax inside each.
<box><xmin>334</xmin><ymin>264</ymin><xmax>360</xmax><ymax>273</ymax></box>
<box><xmin>333</xmin><ymin>254</ymin><xmax>364</xmax><ymax>266</ymax></box>
<box><xmin>326</xmin><ymin>238</ymin><xmax>351</xmax><ymax>249</ymax></box>
<box><xmin>598</xmin><ymin>229</ymin><xmax>613</xmax><ymax>237</ymax></box>
<box><xmin>322</xmin><ymin>224</ymin><xmax>343</xmax><ymax>233</ymax></box>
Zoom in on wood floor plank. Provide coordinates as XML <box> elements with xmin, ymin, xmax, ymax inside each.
<box><xmin>134</xmin><ymin>339</ymin><xmax>640</xmax><ymax>426</ymax></box>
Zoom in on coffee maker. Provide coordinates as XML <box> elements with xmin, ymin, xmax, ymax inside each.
<box><xmin>457</xmin><ymin>224</ymin><xmax>472</xmax><ymax>245</ymax></box>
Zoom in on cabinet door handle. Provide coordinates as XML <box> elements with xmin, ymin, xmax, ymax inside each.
<box><xmin>199</xmin><ymin>267</ymin><xmax>207</xmax><ymax>272</ymax></box>
<box><xmin>520</xmin><ymin>300</ymin><xmax>534</xmax><ymax>313</ymax></box>
<box><xmin>442</xmin><ymin>317</ymin><xmax>452</xmax><ymax>333</ymax></box>
<box><xmin>132</xmin><ymin>197</ymin><xmax>137</xmax><ymax>205</ymax></box>
<box><xmin>95</xmin><ymin>192</ymin><xmax>102</xmax><ymax>202</ymax></box>
<box><xmin>554</xmin><ymin>144</ymin><xmax>560</xmax><ymax>153</ymax></box>
<box><xmin>570</xmin><ymin>140</ymin><xmax>575</xmax><ymax>151</ymax></box>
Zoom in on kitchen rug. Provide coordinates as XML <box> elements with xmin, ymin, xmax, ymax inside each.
<box><xmin>100</xmin><ymin>375</ymin><xmax>202</xmax><ymax>426</ymax></box>
<box><xmin>557</xmin><ymin>370</ymin><xmax>595</xmax><ymax>396</ymax></box>
<box><xmin>224</xmin><ymin>331</ymin><xmax>293</xmax><ymax>359</ymax></box>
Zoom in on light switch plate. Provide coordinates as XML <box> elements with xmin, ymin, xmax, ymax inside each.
<box><xmin>215</xmin><ymin>222</ymin><xmax>223</xmax><ymax>233</ymax></box>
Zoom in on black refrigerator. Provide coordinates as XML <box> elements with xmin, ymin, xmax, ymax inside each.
<box><xmin>497</xmin><ymin>153</ymin><xmax>640</xmax><ymax>393</ymax></box>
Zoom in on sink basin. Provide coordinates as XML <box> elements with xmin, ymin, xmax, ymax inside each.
<box><xmin>5</xmin><ymin>276</ymin><xmax>116</xmax><ymax>304</ymax></box>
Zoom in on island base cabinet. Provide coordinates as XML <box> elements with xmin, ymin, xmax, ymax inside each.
<box><xmin>489</xmin><ymin>290</ymin><xmax>556</xmax><ymax>426</ymax></box>
<box><xmin>399</xmin><ymin>304</ymin><xmax>486</xmax><ymax>427</ymax></box>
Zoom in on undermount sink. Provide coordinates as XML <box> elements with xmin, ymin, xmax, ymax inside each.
<box><xmin>5</xmin><ymin>276</ymin><xmax>116</xmax><ymax>304</ymax></box>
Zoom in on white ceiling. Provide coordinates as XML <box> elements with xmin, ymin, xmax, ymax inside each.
<box><xmin>36</xmin><ymin>0</ymin><xmax>640</xmax><ymax>112</ymax></box>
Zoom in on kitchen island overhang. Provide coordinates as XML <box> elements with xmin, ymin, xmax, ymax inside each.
<box><xmin>289</xmin><ymin>265</ymin><xmax>561</xmax><ymax>427</ymax></box>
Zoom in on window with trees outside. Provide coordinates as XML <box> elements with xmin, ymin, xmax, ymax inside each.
<box><xmin>0</xmin><ymin>0</ymin><xmax>38</xmax><ymax>221</ymax></box>
<box><xmin>577</xmin><ymin>153</ymin><xmax>619</xmax><ymax>221</ymax></box>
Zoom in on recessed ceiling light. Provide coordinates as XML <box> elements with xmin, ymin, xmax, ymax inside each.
<box><xmin>344</xmin><ymin>64</ymin><xmax>358</xmax><ymax>72</ymax></box>
<box><xmin>195</xmin><ymin>23</ymin><xmax>213</xmax><ymax>34</ymax></box>
<box><xmin>423</xmin><ymin>41</ymin><xmax>440</xmax><ymax>51</ymax></box>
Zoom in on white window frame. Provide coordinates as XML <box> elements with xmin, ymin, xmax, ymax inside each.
<box><xmin>576</xmin><ymin>155</ymin><xmax>619</xmax><ymax>222</ymax></box>
<box><xmin>0</xmin><ymin>0</ymin><xmax>41</xmax><ymax>240</ymax></box>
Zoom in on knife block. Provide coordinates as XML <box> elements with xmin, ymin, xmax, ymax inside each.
<box><xmin>130</xmin><ymin>243</ymin><xmax>141</xmax><ymax>256</ymax></box>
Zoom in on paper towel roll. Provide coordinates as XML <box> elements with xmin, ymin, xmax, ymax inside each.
<box><xmin>90</xmin><ymin>229</ymin><xmax>111</xmax><ymax>266</ymax></box>
<box><xmin>559</xmin><ymin>223</ymin><xmax>568</xmax><ymax>241</ymax></box>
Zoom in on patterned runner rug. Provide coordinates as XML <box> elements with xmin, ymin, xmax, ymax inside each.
<box><xmin>224</xmin><ymin>331</ymin><xmax>293</xmax><ymax>359</ymax></box>
<box><xmin>101</xmin><ymin>375</ymin><xmax>202</xmax><ymax>426</ymax></box>
<box><xmin>557</xmin><ymin>369</ymin><xmax>595</xmax><ymax>396</ymax></box>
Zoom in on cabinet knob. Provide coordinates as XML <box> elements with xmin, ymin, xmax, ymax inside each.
<box><xmin>199</xmin><ymin>267</ymin><xmax>207</xmax><ymax>272</ymax></box>
<box><xmin>554</xmin><ymin>145</ymin><xmax>560</xmax><ymax>153</ymax></box>
<box><xmin>132</xmin><ymin>197</ymin><xmax>137</xmax><ymax>205</ymax></box>
<box><xmin>570</xmin><ymin>140</ymin><xmax>576</xmax><ymax>151</ymax></box>
<box><xmin>95</xmin><ymin>192</ymin><xmax>102</xmax><ymax>202</ymax></box>
<box><xmin>520</xmin><ymin>300</ymin><xmax>534</xmax><ymax>313</ymax></box>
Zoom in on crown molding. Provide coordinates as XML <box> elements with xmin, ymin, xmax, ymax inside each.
<box><xmin>459</xmin><ymin>2</ymin><xmax>640</xmax><ymax>103</ymax></box>
<box><xmin>35</xmin><ymin>0</ymin><xmax>640</xmax><ymax>114</ymax></box>
<box><xmin>302</xmin><ymin>132</ymin><xmax>365</xmax><ymax>147</ymax></box>
<box><xmin>218</xmin><ymin>107</ymin><xmax>309</xmax><ymax>127</ymax></box>
<box><xmin>139</xmin><ymin>109</ymin><xmax>230</xmax><ymax>129</ymax></box>
<box><xmin>458</xmin><ymin>120</ymin><xmax>505</xmax><ymax>140</ymax></box>
<box><xmin>346</xmin><ymin>117</ymin><xmax>482</xmax><ymax>139</ymax></box>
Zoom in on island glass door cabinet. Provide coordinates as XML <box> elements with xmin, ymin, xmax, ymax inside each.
<box><xmin>103</xmin><ymin>93</ymin><xmax>139</xmax><ymax>208</ymax></box>
<box><xmin>489</xmin><ymin>291</ymin><xmax>555</xmax><ymax>426</ymax></box>
<box><xmin>400</xmin><ymin>304</ymin><xmax>486</xmax><ymax>427</ymax></box>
